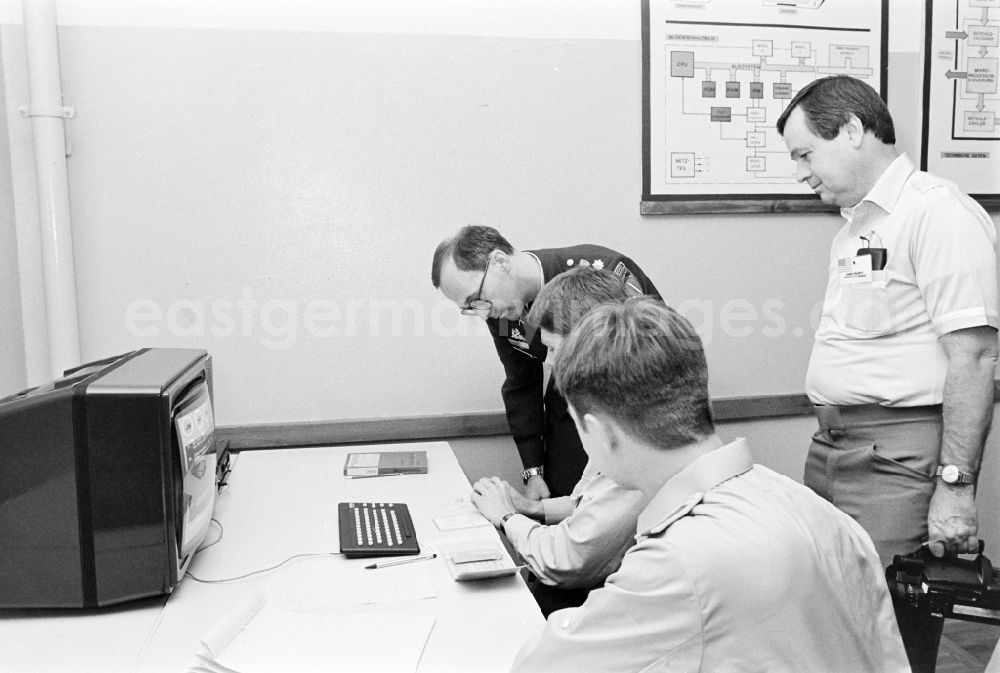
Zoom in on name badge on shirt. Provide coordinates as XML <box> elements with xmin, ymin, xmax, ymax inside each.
<box><xmin>838</xmin><ymin>254</ymin><xmax>873</xmax><ymax>284</ymax></box>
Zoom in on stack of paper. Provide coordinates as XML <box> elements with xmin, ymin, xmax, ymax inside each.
<box><xmin>189</xmin><ymin>592</ymin><xmax>435</xmax><ymax>673</ymax></box>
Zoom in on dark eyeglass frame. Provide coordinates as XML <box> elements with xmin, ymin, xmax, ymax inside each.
<box><xmin>460</xmin><ymin>256</ymin><xmax>493</xmax><ymax>316</ymax></box>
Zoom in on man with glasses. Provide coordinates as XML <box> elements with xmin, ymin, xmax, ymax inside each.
<box><xmin>431</xmin><ymin>225</ymin><xmax>660</xmax><ymax>499</ymax></box>
<box><xmin>470</xmin><ymin>266</ymin><xmax>649</xmax><ymax>616</ymax></box>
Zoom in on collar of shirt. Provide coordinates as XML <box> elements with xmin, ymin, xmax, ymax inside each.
<box><xmin>840</xmin><ymin>153</ymin><xmax>915</xmax><ymax>227</ymax></box>
<box><xmin>523</xmin><ymin>250</ymin><xmax>546</xmax><ymax>287</ymax></box>
<box><xmin>637</xmin><ymin>438</ymin><xmax>754</xmax><ymax>536</ymax></box>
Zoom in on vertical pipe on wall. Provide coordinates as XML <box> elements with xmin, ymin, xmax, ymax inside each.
<box><xmin>21</xmin><ymin>0</ymin><xmax>80</xmax><ymax>376</ymax></box>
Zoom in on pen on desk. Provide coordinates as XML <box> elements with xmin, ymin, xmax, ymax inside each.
<box><xmin>364</xmin><ymin>553</ymin><xmax>436</xmax><ymax>570</ymax></box>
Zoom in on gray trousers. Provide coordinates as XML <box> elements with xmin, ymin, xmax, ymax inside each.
<box><xmin>806</xmin><ymin>403</ymin><xmax>944</xmax><ymax>673</ymax></box>
<box><xmin>806</xmin><ymin>403</ymin><xmax>942</xmax><ymax>567</ymax></box>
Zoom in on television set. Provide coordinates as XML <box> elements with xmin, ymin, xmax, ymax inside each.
<box><xmin>0</xmin><ymin>348</ymin><xmax>217</xmax><ymax>608</ymax></box>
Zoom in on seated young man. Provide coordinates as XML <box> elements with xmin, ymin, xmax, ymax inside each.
<box><xmin>511</xmin><ymin>297</ymin><xmax>910</xmax><ymax>673</ymax></box>
<box><xmin>471</xmin><ymin>266</ymin><xmax>648</xmax><ymax>616</ymax></box>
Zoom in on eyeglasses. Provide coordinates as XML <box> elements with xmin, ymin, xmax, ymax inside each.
<box><xmin>460</xmin><ymin>256</ymin><xmax>493</xmax><ymax>316</ymax></box>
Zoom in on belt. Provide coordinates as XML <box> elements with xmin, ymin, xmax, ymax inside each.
<box><xmin>813</xmin><ymin>403</ymin><xmax>942</xmax><ymax>431</ymax></box>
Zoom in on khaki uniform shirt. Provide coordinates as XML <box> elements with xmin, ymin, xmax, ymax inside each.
<box><xmin>503</xmin><ymin>461</ymin><xmax>646</xmax><ymax>588</ymax></box>
<box><xmin>511</xmin><ymin>439</ymin><xmax>910</xmax><ymax>673</ymax></box>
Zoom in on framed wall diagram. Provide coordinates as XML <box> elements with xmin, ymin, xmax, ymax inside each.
<box><xmin>641</xmin><ymin>0</ymin><xmax>889</xmax><ymax>215</ymax></box>
<box><xmin>922</xmin><ymin>0</ymin><xmax>1000</xmax><ymax>211</ymax></box>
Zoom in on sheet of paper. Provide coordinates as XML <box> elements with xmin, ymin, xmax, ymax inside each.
<box><xmin>216</xmin><ymin>610</ymin><xmax>435</xmax><ymax>673</ymax></box>
<box><xmin>201</xmin><ymin>592</ymin><xmax>267</xmax><ymax>658</ymax></box>
<box><xmin>433</xmin><ymin>513</ymin><xmax>492</xmax><ymax>531</ymax></box>
<box><xmin>263</xmin><ymin>555</ymin><xmax>436</xmax><ymax>610</ymax></box>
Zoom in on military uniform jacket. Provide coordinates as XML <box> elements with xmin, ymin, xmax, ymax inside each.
<box><xmin>487</xmin><ymin>245</ymin><xmax>660</xmax><ymax>496</ymax></box>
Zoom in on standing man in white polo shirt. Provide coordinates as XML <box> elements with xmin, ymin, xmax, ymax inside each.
<box><xmin>778</xmin><ymin>75</ymin><xmax>999</xmax><ymax>673</ymax></box>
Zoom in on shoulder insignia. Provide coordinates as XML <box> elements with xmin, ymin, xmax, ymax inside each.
<box><xmin>511</xmin><ymin>327</ymin><xmax>524</xmax><ymax>341</ymax></box>
<box><xmin>579</xmin><ymin>259</ymin><xmax>590</xmax><ymax>267</ymax></box>
<box><xmin>612</xmin><ymin>262</ymin><xmax>644</xmax><ymax>296</ymax></box>
<box><xmin>566</xmin><ymin>259</ymin><xmax>574</xmax><ymax>266</ymax></box>
<box><xmin>592</xmin><ymin>259</ymin><xmax>604</xmax><ymax>270</ymax></box>
<box><xmin>646</xmin><ymin>492</ymin><xmax>704</xmax><ymax>536</ymax></box>
<box><xmin>623</xmin><ymin>275</ymin><xmax>643</xmax><ymax>296</ymax></box>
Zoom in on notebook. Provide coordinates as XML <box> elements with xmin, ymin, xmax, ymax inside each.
<box><xmin>343</xmin><ymin>451</ymin><xmax>428</xmax><ymax>478</ymax></box>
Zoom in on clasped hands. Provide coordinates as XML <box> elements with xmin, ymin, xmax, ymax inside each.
<box><xmin>471</xmin><ymin>476</ymin><xmax>541</xmax><ymax>527</ymax></box>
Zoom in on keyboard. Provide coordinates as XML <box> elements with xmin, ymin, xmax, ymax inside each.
<box><xmin>338</xmin><ymin>502</ymin><xmax>420</xmax><ymax>558</ymax></box>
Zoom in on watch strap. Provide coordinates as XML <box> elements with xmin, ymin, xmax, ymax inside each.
<box><xmin>935</xmin><ymin>465</ymin><xmax>976</xmax><ymax>484</ymax></box>
<box><xmin>521</xmin><ymin>466</ymin><xmax>544</xmax><ymax>484</ymax></box>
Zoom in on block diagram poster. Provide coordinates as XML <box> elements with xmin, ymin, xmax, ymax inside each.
<box><xmin>642</xmin><ymin>0</ymin><xmax>887</xmax><ymax>214</ymax></box>
<box><xmin>923</xmin><ymin>0</ymin><xmax>1000</xmax><ymax>208</ymax></box>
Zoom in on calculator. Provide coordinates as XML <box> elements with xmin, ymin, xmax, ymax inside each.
<box><xmin>338</xmin><ymin>502</ymin><xmax>420</xmax><ymax>558</ymax></box>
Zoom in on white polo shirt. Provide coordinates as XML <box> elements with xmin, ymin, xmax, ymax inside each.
<box><xmin>806</xmin><ymin>153</ymin><xmax>999</xmax><ymax>407</ymax></box>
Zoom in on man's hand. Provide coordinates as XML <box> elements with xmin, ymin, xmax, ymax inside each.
<box><xmin>931</xmin><ymin>325</ymin><xmax>996</xmax><ymax>558</ymax></box>
<box><xmin>471</xmin><ymin>476</ymin><xmax>518</xmax><ymax>527</ymax></box>
<box><xmin>927</xmin><ymin>483</ymin><xmax>979</xmax><ymax>557</ymax></box>
<box><xmin>507</xmin><ymin>483</ymin><xmax>545</xmax><ymax>520</ymax></box>
<box><xmin>523</xmin><ymin>475</ymin><xmax>551</xmax><ymax>501</ymax></box>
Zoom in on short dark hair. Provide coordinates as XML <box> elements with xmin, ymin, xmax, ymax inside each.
<box><xmin>431</xmin><ymin>225</ymin><xmax>514</xmax><ymax>288</ymax></box>
<box><xmin>776</xmin><ymin>75</ymin><xmax>895</xmax><ymax>144</ymax></box>
<box><xmin>526</xmin><ymin>266</ymin><xmax>629</xmax><ymax>335</ymax></box>
<box><xmin>555</xmin><ymin>297</ymin><xmax>714</xmax><ymax>450</ymax></box>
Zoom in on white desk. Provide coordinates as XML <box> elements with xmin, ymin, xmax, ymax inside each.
<box><xmin>1</xmin><ymin>441</ymin><xmax>544</xmax><ymax>673</ymax></box>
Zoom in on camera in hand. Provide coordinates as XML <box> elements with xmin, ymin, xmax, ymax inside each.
<box><xmin>886</xmin><ymin>541</ymin><xmax>1000</xmax><ymax>625</ymax></box>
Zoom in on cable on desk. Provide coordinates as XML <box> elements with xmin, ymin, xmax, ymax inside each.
<box><xmin>195</xmin><ymin>518</ymin><xmax>224</xmax><ymax>553</ymax></box>
<box><xmin>185</xmin><ymin>552</ymin><xmax>339</xmax><ymax>584</ymax></box>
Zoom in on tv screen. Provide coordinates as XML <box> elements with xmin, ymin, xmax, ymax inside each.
<box><xmin>0</xmin><ymin>348</ymin><xmax>217</xmax><ymax>608</ymax></box>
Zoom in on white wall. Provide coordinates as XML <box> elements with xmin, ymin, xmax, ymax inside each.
<box><xmin>0</xmin><ymin>0</ymin><xmax>640</xmax><ymax>39</ymax></box>
<box><xmin>1</xmin><ymin>1</ymin><xmax>854</xmax><ymax>420</ymax></box>
<box><xmin>0</xmin><ymin>32</ymin><xmax>25</xmax><ymax>395</ymax></box>
<box><xmin>0</xmin><ymin>0</ymin><xmax>987</xmax><ymax>414</ymax></box>
<box><xmin>0</xmin><ymin>2</ymin><xmax>991</xmax><ymax>422</ymax></box>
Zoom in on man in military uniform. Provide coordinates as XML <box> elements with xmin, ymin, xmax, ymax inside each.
<box><xmin>431</xmin><ymin>225</ymin><xmax>661</xmax><ymax>499</ymax></box>
<box><xmin>510</xmin><ymin>298</ymin><xmax>910</xmax><ymax>673</ymax></box>
<box><xmin>470</xmin><ymin>266</ymin><xmax>649</xmax><ymax>616</ymax></box>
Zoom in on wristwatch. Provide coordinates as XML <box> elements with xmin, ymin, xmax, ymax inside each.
<box><xmin>521</xmin><ymin>466</ymin><xmax>544</xmax><ymax>484</ymax></box>
<box><xmin>500</xmin><ymin>511</ymin><xmax>519</xmax><ymax>526</ymax></box>
<box><xmin>935</xmin><ymin>464</ymin><xmax>976</xmax><ymax>485</ymax></box>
